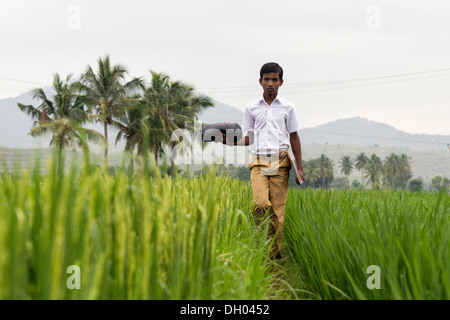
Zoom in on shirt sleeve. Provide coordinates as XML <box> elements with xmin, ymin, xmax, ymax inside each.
<box><xmin>241</xmin><ymin>106</ymin><xmax>254</xmax><ymax>133</ymax></box>
<box><xmin>287</xmin><ymin>105</ymin><xmax>302</xmax><ymax>133</ymax></box>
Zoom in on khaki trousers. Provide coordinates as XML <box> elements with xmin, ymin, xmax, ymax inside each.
<box><xmin>248</xmin><ymin>150</ymin><xmax>291</xmax><ymax>257</ymax></box>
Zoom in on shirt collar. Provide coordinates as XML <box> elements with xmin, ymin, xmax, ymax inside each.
<box><xmin>259</xmin><ymin>94</ymin><xmax>282</xmax><ymax>106</ymax></box>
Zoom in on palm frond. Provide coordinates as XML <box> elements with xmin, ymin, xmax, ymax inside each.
<box><xmin>17</xmin><ymin>103</ymin><xmax>42</xmax><ymax>120</ymax></box>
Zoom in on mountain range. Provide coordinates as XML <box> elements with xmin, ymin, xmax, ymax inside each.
<box><xmin>0</xmin><ymin>89</ymin><xmax>449</xmax><ymax>153</ymax></box>
<box><xmin>300</xmin><ymin>117</ymin><xmax>449</xmax><ymax>152</ymax></box>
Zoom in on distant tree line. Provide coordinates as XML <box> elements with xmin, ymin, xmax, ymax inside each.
<box><xmin>200</xmin><ymin>152</ymin><xmax>448</xmax><ymax>192</ymax></box>
<box><xmin>17</xmin><ymin>55</ymin><xmax>213</xmax><ymax>174</ymax></box>
<box><xmin>282</xmin><ymin>152</ymin><xmax>414</xmax><ymax>190</ymax></box>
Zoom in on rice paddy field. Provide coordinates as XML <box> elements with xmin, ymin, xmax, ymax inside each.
<box><xmin>0</xmin><ymin>154</ymin><xmax>448</xmax><ymax>300</ymax></box>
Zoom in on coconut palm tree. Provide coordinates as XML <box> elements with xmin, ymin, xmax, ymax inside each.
<box><xmin>365</xmin><ymin>154</ymin><xmax>383</xmax><ymax>189</ymax></box>
<box><xmin>383</xmin><ymin>153</ymin><xmax>412</xmax><ymax>189</ymax></box>
<box><xmin>76</xmin><ymin>54</ymin><xmax>144</xmax><ymax>167</ymax></box>
<box><xmin>305</xmin><ymin>159</ymin><xmax>320</xmax><ymax>188</ymax></box>
<box><xmin>30</xmin><ymin>118</ymin><xmax>104</xmax><ymax>172</ymax></box>
<box><xmin>383</xmin><ymin>153</ymin><xmax>400</xmax><ymax>189</ymax></box>
<box><xmin>17</xmin><ymin>73</ymin><xmax>103</xmax><ymax>172</ymax></box>
<box><xmin>318</xmin><ymin>153</ymin><xmax>334</xmax><ymax>189</ymax></box>
<box><xmin>143</xmin><ymin>71</ymin><xmax>213</xmax><ymax>175</ymax></box>
<box><xmin>108</xmin><ymin>92</ymin><xmax>145</xmax><ymax>172</ymax></box>
<box><xmin>338</xmin><ymin>155</ymin><xmax>354</xmax><ymax>188</ymax></box>
<box><xmin>142</xmin><ymin>72</ymin><xmax>175</xmax><ymax>163</ymax></box>
<box><xmin>18</xmin><ymin>73</ymin><xmax>89</xmax><ymax>125</ymax></box>
<box><xmin>111</xmin><ymin>93</ymin><xmax>145</xmax><ymax>154</ymax></box>
<box><xmin>165</xmin><ymin>84</ymin><xmax>213</xmax><ymax>175</ymax></box>
<box><xmin>355</xmin><ymin>152</ymin><xmax>369</xmax><ymax>187</ymax></box>
<box><xmin>398</xmin><ymin>153</ymin><xmax>413</xmax><ymax>188</ymax></box>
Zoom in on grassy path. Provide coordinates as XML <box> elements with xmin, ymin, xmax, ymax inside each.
<box><xmin>266</xmin><ymin>255</ymin><xmax>313</xmax><ymax>300</ymax></box>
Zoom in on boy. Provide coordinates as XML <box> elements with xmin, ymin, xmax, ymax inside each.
<box><xmin>226</xmin><ymin>62</ymin><xmax>304</xmax><ymax>258</ymax></box>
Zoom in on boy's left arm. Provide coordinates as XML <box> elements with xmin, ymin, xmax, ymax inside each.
<box><xmin>289</xmin><ymin>131</ymin><xmax>305</xmax><ymax>182</ymax></box>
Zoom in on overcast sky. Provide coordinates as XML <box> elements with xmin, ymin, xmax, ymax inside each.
<box><xmin>1</xmin><ymin>0</ymin><xmax>450</xmax><ymax>135</ymax></box>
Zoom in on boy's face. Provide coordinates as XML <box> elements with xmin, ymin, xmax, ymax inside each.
<box><xmin>259</xmin><ymin>72</ymin><xmax>283</xmax><ymax>97</ymax></box>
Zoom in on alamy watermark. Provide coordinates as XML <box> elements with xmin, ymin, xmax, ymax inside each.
<box><xmin>66</xmin><ymin>265</ymin><xmax>81</xmax><ymax>289</ymax></box>
<box><xmin>366</xmin><ymin>5</ymin><xmax>381</xmax><ymax>30</ymax></box>
<box><xmin>169</xmin><ymin>121</ymin><xmax>283</xmax><ymax>174</ymax></box>
<box><xmin>67</xmin><ymin>5</ymin><xmax>81</xmax><ymax>30</ymax></box>
<box><xmin>366</xmin><ymin>265</ymin><xmax>381</xmax><ymax>289</ymax></box>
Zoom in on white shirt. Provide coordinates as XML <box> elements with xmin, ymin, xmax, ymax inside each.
<box><xmin>242</xmin><ymin>95</ymin><xmax>302</xmax><ymax>155</ymax></box>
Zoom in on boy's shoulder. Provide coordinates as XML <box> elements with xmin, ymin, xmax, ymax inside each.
<box><xmin>246</xmin><ymin>96</ymin><xmax>264</xmax><ymax>108</ymax></box>
<box><xmin>275</xmin><ymin>96</ymin><xmax>295</xmax><ymax>107</ymax></box>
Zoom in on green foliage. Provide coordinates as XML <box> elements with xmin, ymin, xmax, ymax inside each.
<box><xmin>431</xmin><ymin>175</ymin><xmax>450</xmax><ymax>192</ymax></box>
<box><xmin>285</xmin><ymin>188</ymin><xmax>449</xmax><ymax>299</ymax></box>
<box><xmin>352</xmin><ymin>179</ymin><xmax>362</xmax><ymax>189</ymax></box>
<box><xmin>76</xmin><ymin>54</ymin><xmax>144</xmax><ymax>166</ymax></box>
<box><xmin>408</xmin><ymin>178</ymin><xmax>424</xmax><ymax>192</ymax></box>
<box><xmin>0</xmin><ymin>157</ymin><xmax>283</xmax><ymax>300</ymax></box>
<box><xmin>355</xmin><ymin>152</ymin><xmax>369</xmax><ymax>187</ymax></box>
<box><xmin>17</xmin><ymin>73</ymin><xmax>102</xmax><ymax>160</ymax></box>
<box><xmin>338</xmin><ymin>155</ymin><xmax>354</xmax><ymax>187</ymax></box>
<box><xmin>383</xmin><ymin>153</ymin><xmax>413</xmax><ymax>190</ymax></box>
<box><xmin>17</xmin><ymin>55</ymin><xmax>213</xmax><ymax>175</ymax></box>
<box><xmin>140</xmin><ymin>71</ymin><xmax>213</xmax><ymax>174</ymax></box>
<box><xmin>303</xmin><ymin>155</ymin><xmax>334</xmax><ymax>189</ymax></box>
<box><xmin>1</xmin><ymin>152</ymin><xmax>448</xmax><ymax>300</ymax></box>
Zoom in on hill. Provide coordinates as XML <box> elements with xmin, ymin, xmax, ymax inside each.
<box><xmin>300</xmin><ymin>117</ymin><xmax>449</xmax><ymax>151</ymax></box>
<box><xmin>197</xmin><ymin>99</ymin><xmax>244</xmax><ymax>124</ymax></box>
<box><xmin>0</xmin><ymin>91</ymin><xmax>42</xmax><ymax>148</ymax></box>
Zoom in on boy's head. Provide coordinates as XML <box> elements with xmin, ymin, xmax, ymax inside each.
<box><xmin>259</xmin><ymin>62</ymin><xmax>284</xmax><ymax>97</ymax></box>
<box><xmin>260</xmin><ymin>62</ymin><xmax>283</xmax><ymax>80</ymax></box>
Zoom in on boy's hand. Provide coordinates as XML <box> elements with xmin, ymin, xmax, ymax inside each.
<box><xmin>222</xmin><ymin>133</ymin><xmax>235</xmax><ymax>146</ymax></box>
<box><xmin>297</xmin><ymin>169</ymin><xmax>305</xmax><ymax>184</ymax></box>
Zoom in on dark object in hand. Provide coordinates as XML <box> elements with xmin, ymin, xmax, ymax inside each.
<box><xmin>201</xmin><ymin>123</ymin><xmax>243</xmax><ymax>144</ymax></box>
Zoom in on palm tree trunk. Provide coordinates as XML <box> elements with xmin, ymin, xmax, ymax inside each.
<box><xmin>165</xmin><ymin>103</ymin><xmax>170</xmax><ymax>131</ymax></box>
<box><xmin>169</xmin><ymin>161</ymin><xmax>174</xmax><ymax>177</ymax></box>
<box><xmin>361</xmin><ymin>169</ymin><xmax>364</xmax><ymax>186</ymax></box>
<box><xmin>58</xmin><ymin>146</ymin><xmax>63</xmax><ymax>175</ymax></box>
<box><xmin>41</xmin><ymin>102</ymin><xmax>47</xmax><ymax>124</ymax></box>
<box><xmin>129</xmin><ymin>157</ymin><xmax>134</xmax><ymax>176</ymax></box>
<box><xmin>104</xmin><ymin>122</ymin><xmax>108</xmax><ymax>167</ymax></box>
<box><xmin>164</xmin><ymin>103</ymin><xmax>174</xmax><ymax>176</ymax></box>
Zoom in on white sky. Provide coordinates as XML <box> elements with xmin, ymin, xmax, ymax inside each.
<box><xmin>1</xmin><ymin>0</ymin><xmax>450</xmax><ymax>135</ymax></box>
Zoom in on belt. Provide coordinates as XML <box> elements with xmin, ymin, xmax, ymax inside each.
<box><xmin>255</xmin><ymin>150</ymin><xmax>288</xmax><ymax>159</ymax></box>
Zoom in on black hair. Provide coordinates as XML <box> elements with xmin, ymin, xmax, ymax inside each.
<box><xmin>260</xmin><ymin>62</ymin><xmax>283</xmax><ymax>80</ymax></box>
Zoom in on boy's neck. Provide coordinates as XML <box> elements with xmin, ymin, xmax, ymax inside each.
<box><xmin>263</xmin><ymin>93</ymin><xmax>277</xmax><ymax>106</ymax></box>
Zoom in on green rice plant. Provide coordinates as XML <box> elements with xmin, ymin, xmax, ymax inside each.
<box><xmin>213</xmin><ymin>176</ymin><xmax>275</xmax><ymax>299</ymax></box>
<box><xmin>0</xmin><ymin>154</ymin><xmax>281</xmax><ymax>300</ymax></box>
<box><xmin>284</xmin><ymin>188</ymin><xmax>449</xmax><ymax>300</ymax></box>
